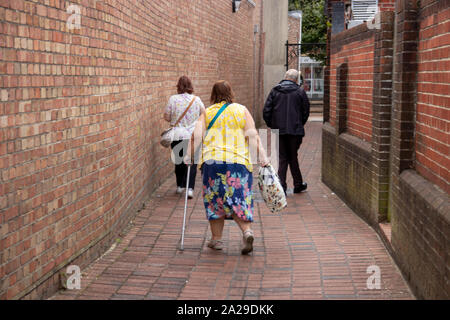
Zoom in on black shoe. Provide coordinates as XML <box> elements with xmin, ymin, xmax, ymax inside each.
<box><xmin>293</xmin><ymin>183</ymin><xmax>307</xmax><ymax>193</ymax></box>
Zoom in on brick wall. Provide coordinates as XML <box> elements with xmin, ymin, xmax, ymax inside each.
<box><xmin>388</xmin><ymin>0</ymin><xmax>449</xmax><ymax>300</ymax></box>
<box><xmin>287</xmin><ymin>14</ymin><xmax>300</xmax><ymax>70</ymax></box>
<box><xmin>322</xmin><ymin>124</ymin><xmax>374</xmax><ymax>221</ymax></box>
<box><xmin>415</xmin><ymin>1</ymin><xmax>450</xmax><ymax>194</ymax></box>
<box><xmin>323</xmin><ymin>12</ymin><xmax>394</xmax><ymax>225</ymax></box>
<box><xmin>329</xmin><ymin>25</ymin><xmax>375</xmax><ymax>142</ymax></box>
<box><xmin>0</xmin><ymin>0</ymin><xmax>262</xmax><ymax>300</ymax></box>
<box><xmin>379</xmin><ymin>0</ymin><xmax>395</xmax><ymax>11</ymax></box>
<box><xmin>324</xmin><ymin>0</ymin><xmax>449</xmax><ymax>300</ymax></box>
<box><xmin>288</xmin><ymin>15</ymin><xmax>300</xmax><ymax>44</ymax></box>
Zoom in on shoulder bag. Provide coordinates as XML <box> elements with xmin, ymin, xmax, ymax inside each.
<box><xmin>160</xmin><ymin>97</ymin><xmax>196</xmax><ymax>148</ymax></box>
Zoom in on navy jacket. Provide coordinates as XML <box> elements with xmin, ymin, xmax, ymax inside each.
<box><xmin>263</xmin><ymin>80</ymin><xmax>310</xmax><ymax>136</ymax></box>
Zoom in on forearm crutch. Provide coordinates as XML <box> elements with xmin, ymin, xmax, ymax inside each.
<box><xmin>179</xmin><ymin>165</ymin><xmax>191</xmax><ymax>251</ymax></box>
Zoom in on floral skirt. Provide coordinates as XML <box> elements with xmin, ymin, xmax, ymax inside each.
<box><xmin>201</xmin><ymin>162</ymin><xmax>254</xmax><ymax>222</ymax></box>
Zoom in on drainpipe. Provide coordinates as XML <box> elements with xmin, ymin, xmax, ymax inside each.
<box><xmin>298</xmin><ymin>10</ymin><xmax>302</xmax><ymax>75</ymax></box>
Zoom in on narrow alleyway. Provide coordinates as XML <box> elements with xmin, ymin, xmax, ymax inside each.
<box><xmin>50</xmin><ymin>121</ymin><xmax>414</xmax><ymax>300</ymax></box>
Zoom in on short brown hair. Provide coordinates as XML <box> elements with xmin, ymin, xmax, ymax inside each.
<box><xmin>210</xmin><ymin>80</ymin><xmax>235</xmax><ymax>104</ymax></box>
<box><xmin>177</xmin><ymin>76</ymin><xmax>194</xmax><ymax>94</ymax></box>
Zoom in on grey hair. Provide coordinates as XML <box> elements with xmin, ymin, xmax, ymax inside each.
<box><xmin>284</xmin><ymin>69</ymin><xmax>299</xmax><ymax>82</ymax></box>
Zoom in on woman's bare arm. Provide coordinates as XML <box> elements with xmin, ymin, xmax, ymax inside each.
<box><xmin>185</xmin><ymin>113</ymin><xmax>206</xmax><ymax>164</ymax></box>
<box><xmin>200</xmin><ymin>104</ymin><xmax>206</xmax><ymax>117</ymax></box>
<box><xmin>244</xmin><ymin>108</ymin><xmax>269</xmax><ymax>167</ymax></box>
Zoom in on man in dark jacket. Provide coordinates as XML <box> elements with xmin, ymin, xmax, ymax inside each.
<box><xmin>263</xmin><ymin>69</ymin><xmax>310</xmax><ymax>194</ymax></box>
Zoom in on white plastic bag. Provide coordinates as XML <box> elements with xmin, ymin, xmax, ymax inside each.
<box><xmin>257</xmin><ymin>164</ymin><xmax>287</xmax><ymax>213</ymax></box>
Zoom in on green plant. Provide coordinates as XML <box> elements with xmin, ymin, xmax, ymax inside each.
<box><xmin>289</xmin><ymin>0</ymin><xmax>328</xmax><ymax>65</ymax></box>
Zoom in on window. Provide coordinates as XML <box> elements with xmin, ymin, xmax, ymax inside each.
<box><xmin>300</xmin><ymin>56</ymin><xmax>324</xmax><ymax>100</ymax></box>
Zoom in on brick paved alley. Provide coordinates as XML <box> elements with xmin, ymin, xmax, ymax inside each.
<box><xmin>49</xmin><ymin>121</ymin><xmax>414</xmax><ymax>300</ymax></box>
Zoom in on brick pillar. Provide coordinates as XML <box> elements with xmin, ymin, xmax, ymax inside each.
<box><xmin>323</xmin><ymin>22</ymin><xmax>332</xmax><ymax>123</ymax></box>
<box><xmin>389</xmin><ymin>0</ymin><xmax>420</xmax><ymax>188</ymax></box>
<box><xmin>370</xmin><ymin>11</ymin><xmax>395</xmax><ymax>221</ymax></box>
<box><xmin>388</xmin><ymin>0</ymin><xmax>421</xmax><ymax>288</ymax></box>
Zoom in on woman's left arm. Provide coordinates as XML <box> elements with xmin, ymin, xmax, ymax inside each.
<box><xmin>185</xmin><ymin>113</ymin><xmax>206</xmax><ymax>165</ymax></box>
<box><xmin>198</xmin><ymin>98</ymin><xmax>206</xmax><ymax>118</ymax></box>
<box><xmin>244</xmin><ymin>108</ymin><xmax>269</xmax><ymax>167</ymax></box>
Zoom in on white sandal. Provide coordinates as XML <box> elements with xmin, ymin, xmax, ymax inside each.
<box><xmin>241</xmin><ymin>230</ymin><xmax>254</xmax><ymax>255</ymax></box>
<box><xmin>207</xmin><ymin>239</ymin><xmax>224</xmax><ymax>250</ymax></box>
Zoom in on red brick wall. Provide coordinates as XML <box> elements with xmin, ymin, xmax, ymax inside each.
<box><xmin>288</xmin><ymin>15</ymin><xmax>300</xmax><ymax>44</ymax></box>
<box><xmin>389</xmin><ymin>0</ymin><xmax>449</xmax><ymax>299</ymax></box>
<box><xmin>0</xmin><ymin>0</ymin><xmax>262</xmax><ymax>299</ymax></box>
<box><xmin>329</xmin><ymin>27</ymin><xmax>375</xmax><ymax>142</ymax></box>
<box><xmin>415</xmin><ymin>1</ymin><xmax>450</xmax><ymax>193</ymax></box>
<box><xmin>379</xmin><ymin>0</ymin><xmax>395</xmax><ymax>11</ymax></box>
<box><xmin>287</xmin><ymin>15</ymin><xmax>300</xmax><ymax>70</ymax></box>
<box><xmin>324</xmin><ymin>0</ymin><xmax>449</xmax><ymax>299</ymax></box>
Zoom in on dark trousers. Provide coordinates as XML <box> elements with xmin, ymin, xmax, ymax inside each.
<box><xmin>278</xmin><ymin>134</ymin><xmax>303</xmax><ymax>191</ymax></box>
<box><xmin>171</xmin><ymin>140</ymin><xmax>197</xmax><ymax>189</ymax></box>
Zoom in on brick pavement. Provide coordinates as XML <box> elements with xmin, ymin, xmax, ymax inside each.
<box><xmin>49</xmin><ymin>122</ymin><xmax>414</xmax><ymax>300</ymax></box>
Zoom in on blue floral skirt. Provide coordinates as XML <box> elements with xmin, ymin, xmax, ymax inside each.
<box><xmin>201</xmin><ymin>162</ymin><xmax>254</xmax><ymax>222</ymax></box>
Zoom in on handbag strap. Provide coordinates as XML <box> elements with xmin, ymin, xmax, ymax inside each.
<box><xmin>173</xmin><ymin>97</ymin><xmax>196</xmax><ymax>127</ymax></box>
<box><xmin>205</xmin><ymin>102</ymin><xmax>230</xmax><ymax>137</ymax></box>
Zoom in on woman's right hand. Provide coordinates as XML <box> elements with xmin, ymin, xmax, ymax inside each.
<box><xmin>259</xmin><ymin>154</ymin><xmax>270</xmax><ymax>167</ymax></box>
<box><xmin>183</xmin><ymin>153</ymin><xmax>193</xmax><ymax>165</ymax></box>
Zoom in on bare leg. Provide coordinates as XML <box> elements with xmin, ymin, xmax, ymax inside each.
<box><xmin>232</xmin><ymin>214</ymin><xmax>254</xmax><ymax>254</ymax></box>
<box><xmin>231</xmin><ymin>214</ymin><xmax>252</xmax><ymax>233</ymax></box>
<box><xmin>209</xmin><ymin>217</ymin><xmax>225</xmax><ymax>240</ymax></box>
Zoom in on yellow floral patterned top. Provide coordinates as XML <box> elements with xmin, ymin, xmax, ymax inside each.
<box><xmin>200</xmin><ymin>102</ymin><xmax>252</xmax><ymax>172</ymax></box>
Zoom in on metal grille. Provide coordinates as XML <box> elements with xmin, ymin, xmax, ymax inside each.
<box><xmin>351</xmin><ymin>0</ymin><xmax>378</xmax><ymax>21</ymax></box>
<box><xmin>285</xmin><ymin>42</ymin><xmax>327</xmax><ymax>70</ymax></box>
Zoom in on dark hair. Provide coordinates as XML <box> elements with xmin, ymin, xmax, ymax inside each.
<box><xmin>177</xmin><ymin>76</ymin><xmax>194</xmax><ymax>94</ymax></box>
<box><xmin>210</xmin><ymin>80</ymin><xmax>235</xmax><ymax>104</ymax></box>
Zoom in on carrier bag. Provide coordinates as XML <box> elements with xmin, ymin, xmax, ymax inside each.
<box><xmin>257</xmin><ymin>164</ymin><xmax>287</xmax><ymax>213</ymax></box>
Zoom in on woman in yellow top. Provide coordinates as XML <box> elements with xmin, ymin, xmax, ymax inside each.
<box><xmin>186</xmin><ymin>81</ymin><xmax>269</xmax><ymax>255</ymax></box>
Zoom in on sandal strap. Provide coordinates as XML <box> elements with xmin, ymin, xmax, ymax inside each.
<box><xmin>208</xmin><ymin>239</ymin><xmax>224</xmax><ymax>250</ymax></box>
<box><xmin>243</xmin><ymin>230</ymin><xmax>254</xmax><ymax>237</ymax></box>
<box><xmin>208</xmin><ymin>239</ymin><xmax>223</xmax><ymax>246</ymax></box>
